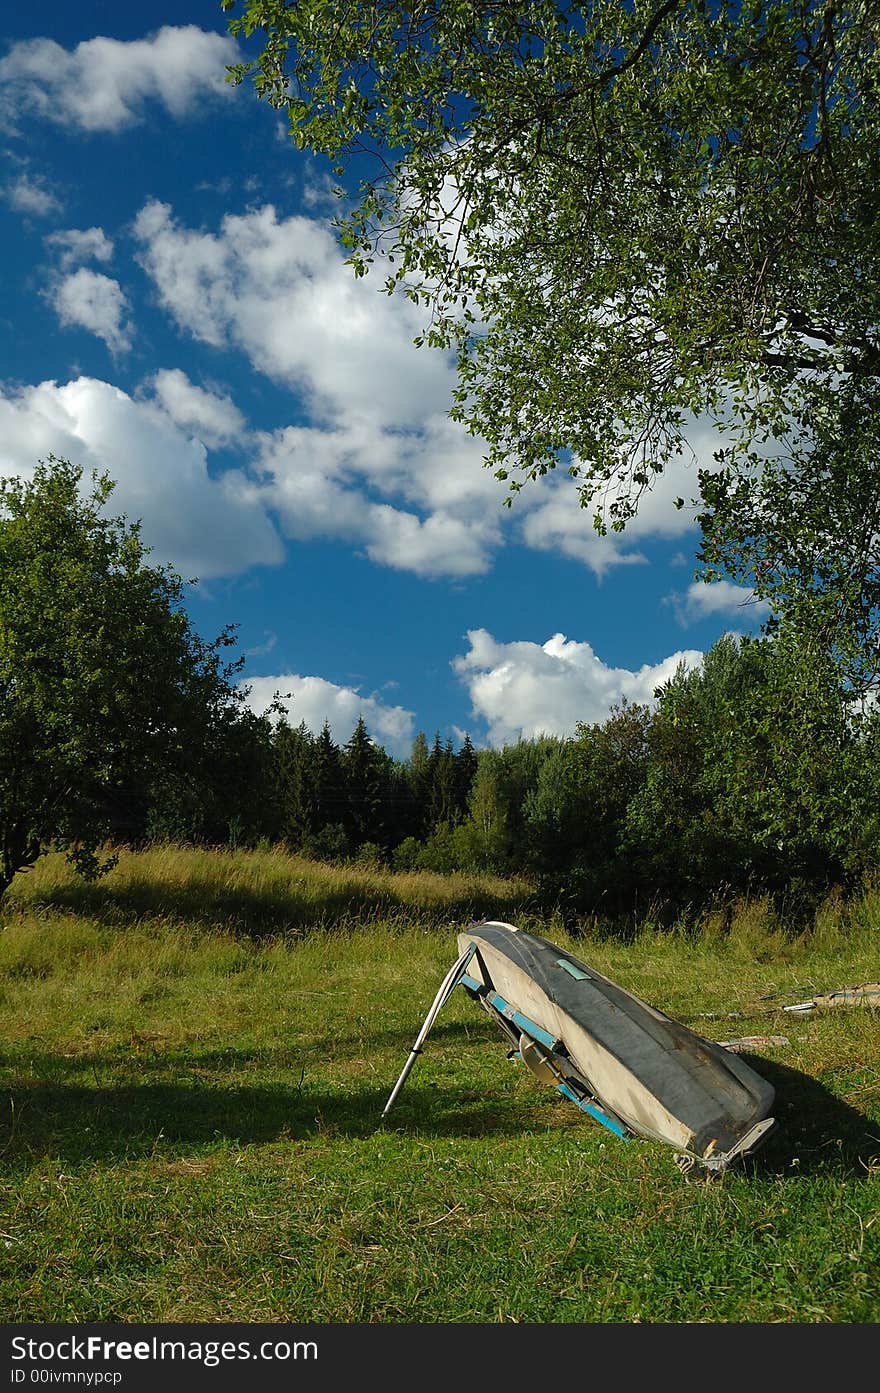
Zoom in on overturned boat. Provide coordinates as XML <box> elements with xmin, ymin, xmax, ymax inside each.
<box><xmin>383</xmin><ymin>920</ymin><xmax>777</xmax><ymax>1177</ymax></box>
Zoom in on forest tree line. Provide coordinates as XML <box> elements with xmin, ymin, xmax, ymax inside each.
<box><xmin>141</xmin><ymin>630</ymin><xmax>880</xmax><ymax>923</ymax></box>
<box><xmin>5</xmin><ymin>458</ymin><xmax>876</xmax><ymax>924</ymax></box>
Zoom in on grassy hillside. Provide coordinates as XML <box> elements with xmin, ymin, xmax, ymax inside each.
<box><xmin>1</xmin><ymin>847</ymin><xmax>878</xmax><ymax>1322</ymax></box>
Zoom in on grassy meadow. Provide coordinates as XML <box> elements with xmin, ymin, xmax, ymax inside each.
<box><xmin>1</xmin><ymin>844</ymin><xmax>878</xmax><ymax>1323</ymax></box>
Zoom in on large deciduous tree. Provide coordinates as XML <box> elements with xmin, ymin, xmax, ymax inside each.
<box><xmin>0</xmin><ymin>458</ymin><xmax>245</xmax><ymax>899</ymax></box>
<box><xmin>226</xmin><ymin>0</ymin><xmax>880</xmax><ymax>684</ymax></box>
<box><xmin>624</xmin><ymin>632</ymin><xmax>860</xmax><ymax>911</ymax></box>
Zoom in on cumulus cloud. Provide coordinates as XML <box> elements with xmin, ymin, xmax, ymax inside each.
<box><xmin>51</xmin><ymin>269</ymin><xmax>132</xmax><ymax>353</ymax></box>
<box><xmin>0</xmin><ymin>376</ymin><xmax>282</xmax><ymax>580</ymax></box>
<box><xmin>520</xmin><ymin>483</ymin><xmax>652</xmax><ymax>576</ymax></box>
<box><xmin>148</xmin><ymin>368</ymin><xmax>245</xmax><ymax>447</ymax></box>
<box><xmin>362</xmin><ymin>504</ymin><xmax>494</xmax><ymax>577</ymax></box>
<box><xmin>45</xmin><ymin>226</ymin><xmax>114</xmax><ymax>269</ymax></box>
<box><xmin>132</xmin><ymin>200</ymin><xmax>452</xmax><ymax>425</ymax></box>
<box><xmin>520</xmin><ymin>415</ymin><xmax>723</xmax><ymax>577</ymax></box>
<box><xmin>3</xmin><ymin>172</ymin><xmax>61</xmax><ymax>217</ymax></box>
<box><xmin>0</xmin><ymin>26</ymin><xmax>238</xmax><ymax>132</ymax></box>
<box><xmin>453</xmin><ymin>629</ymin><xmax>704</xmax><ymax>746</ymax></box>
<box><xmin>243</xmin><ymin>674</ymin><xmax>415</xmax><ymax>759</ymax></box>
<box><xmin>132</xmin><ymin>198</ymin><xmax>721</xmax><ymax>582</ymax></box>
<box><xmin>130</xmin><ymin>201</ymin><xmax>527</xmax><ymax>577</ymax></box>
<box><xmin>256</xmin><ymin>422</ymin><xmax>499</xmax><ymax>578</ymax></box>
<box><xmin>131</xmin><ymin>198</ymin><xmax>514</xmax><ymax>576</ymax></box>
<box><xmin>301</xmin><ymin>168</ymin><xmax>341</xmax><ymax>211</ymax></box>
<box><xmin>666</xmin><ymin>579</ymin><xmax>771</xmax><ymax>626</ymax></box>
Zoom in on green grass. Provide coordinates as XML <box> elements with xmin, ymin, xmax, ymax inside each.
<box><xmin>5</xmin><ymin>842</ymin><xmax>535</xmax><ymax>938</ymax></box>
<box><xmin>1</xmin><ymin>847</ymin><xmax>878</xmax><ymax>1322</ymax></box>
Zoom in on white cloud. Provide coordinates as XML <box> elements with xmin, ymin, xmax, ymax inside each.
<box><xmin>51</xmin><ymin>269</ymin><xmax>132</xmax><ymax>353</ymax></box>
<box><xmin>520</xmin><ymin>483</ymin><xmax>653</xmax><ymax>576</ymax></box>
<box><xmin>300</xmin><ymin>167</ymin><xmax>341</xmax><ymax>211</ymax></box>
<box><xmin>453</xmin><ymin>629</ymin><xmax>704</xmax><ymax>746</ymax></box>
<box><xmin>257</xmin><ymin>414</ymin><xmax>499</xmax><ymax>515</ymax></box>
<box><xmin>45</xmin><ymin>226</ymin><xmax>114</xmax><ymax>269</ymax></box>
<box><xmin>148</xmin><ymin>368</ymin><xmax>245</xmax><ymax>447</ymax></box>
<box><xmin>243</xmin><ymin>674</ymin><xmax>415</xmax><ymax>759</ymax></box>
<box><xmin>244</xmin><ymin>631</ymin><xmax>277</xmax><ymax>659</ymax></box>
<box><xmin>132</xmin><ymin>200</ymin><xmax>515</xmax><ymax>577</ymax></box>
<box><xmin>133</xmin><ymin>200</ymin><xmax>452</xmax><ymax>425</ymax></box>
<box><xmin>519</xmin><ymin>416</ymin><xmax>719</xmax><ymax>578</ymax></box>
<box><xmin>3</xmin><ymin>172</ymin><xmax>61</xmax><ymax>217</ymax></box>
<box><xmin>0</xmin><ymin>376</ymin><xmax>283</xmax><ymax>581</ymax></box>
<box><xmin>132</xmin><ymin>198</ymin><xmax>718</xmax><ymax>582</ymax></box>
<box><xmin>0</xmin><ymin>27</ymin><xmax>238</xmax><ymax>132</ymax></box>
<box><xmin>361</xmin><ymin>503</ymin><xmax>494</xmax><ymax>577</ymax></box>
<box><xmin>667</xmin><ymin>580</ymin><xmax>771</xmax><ymax>626</ymax></box>
<box><xmin>257</xmin><ymin>423</ymin><xmax>498</xmax><ymax>578</ymax></box>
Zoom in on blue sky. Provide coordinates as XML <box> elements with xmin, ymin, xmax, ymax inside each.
<box><xmin>0</xmin><ymin>2</ymin><xmax>767</xmax><ymax>758</ymax></box>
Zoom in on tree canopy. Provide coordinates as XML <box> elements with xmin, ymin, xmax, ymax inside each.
<box><xmin>0</xmin><ymin>458</ymin><xmax>246</xmax><ymax>897</ymax></box>
<box><xmin>226</xmin><ymin>0</ymin><xmax>880</xmax><ymax>685</ymax></box>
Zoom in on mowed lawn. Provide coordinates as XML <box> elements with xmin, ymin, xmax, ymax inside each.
<box><xmin>1</xmin><ymin>846</ymin><xmax>878</xmax><ymax>1323</ymax></box>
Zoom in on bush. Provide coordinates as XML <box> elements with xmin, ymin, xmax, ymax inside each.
<box><xmin>415</xmin><ymin>822</ymin><xmax>459</xmax><ymax>873</ymax></box>
<box><xmin>301</xmin><ymin>823</ymin><xmax>349</xmax><ymax>863</ymax></box>
<box><xmin>353</xmin><ymin>841</ymin><xmax>386</xmax><ymax>869</ymax></box>
<box><xmin>391</xmin><ymin>836</ymin><xmax>422</xmax><ymax>871</ymax></box>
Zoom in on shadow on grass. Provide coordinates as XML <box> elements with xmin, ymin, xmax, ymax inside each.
<box><xmin>0</xmin><ymin>1073</ymin><xmax>545</xmax><ymax>1167</ymax></box>
<box><xmin>735</xmin><ymin>1056</ymin><xmax>878</xmax><ymax>1179</ymax></box>
<box><xmin>1</xmin><ymin>1050</ymin><xmax>874</xmax><ymax>1177</ymax></box>
<box><xmin>0</xmin><ymin>1020</ymin><xmax>498</xmax><ymax>1085</ymax></box>
<box><xmin>18</xmin><ymin>877</ymin><xmax>533</xmax><ymax>938</ymax></box>
<box><xmin>306</xmin><ymin>1017</ymin><xmax>500</xmax><ymax>1060</ymax></box>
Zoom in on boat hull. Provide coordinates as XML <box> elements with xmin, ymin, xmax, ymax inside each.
<box><xmin>458</xmin><ymin>921</ymin><xmax>776</xmax><ymax>1167</ymax></box>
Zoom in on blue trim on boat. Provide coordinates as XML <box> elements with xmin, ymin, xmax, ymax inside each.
<box><xmin>460</xmin><ymin>972</ymin><xmax>483</xmax><ymax>993</ymax></box>
<box><xmin>460</xmin><ymin>968</ymin><xmax>630</xmax><ymax>1139</ymax></box>
<box><xmin>461</xmin><ymin>975</ymin><xmax>561</xmax><ymax>1051</ymax></box>
<box><xmin>557</xmin><ymin>1082</ymin><xmax>630</xmax><ymax>1138</ymax></box>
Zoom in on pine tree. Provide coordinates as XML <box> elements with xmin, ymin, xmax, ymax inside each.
<box><xmin>313</xmin><ymin>720</ymin><xmax>345</xmax><ymax>830</ymax></box>
<box><xmin>406</xmin><ymin>731</ymin><xmax>431</xmax><ymax>837</ymax></box>
<box><xmin>272</xmin><ymin>719</ymin><xmax>317</xmax><ymax>848</ymax></box>
<box><xmin>427</xmin><ymin>735</ymin><xmax>458</xmax><ymax>829</ymax></box>
<box><xmin>455</xmin><ymin>733</ymin><xmax>479</xmax><ymax>819</ymax></box>
<box><xmin>342</xmin><ymin>715</ymin><xmax>389</xmax><ymax>846</ymax></box>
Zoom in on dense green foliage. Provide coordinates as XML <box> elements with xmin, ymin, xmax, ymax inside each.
<box><xmin>0</xmin><ymin>458</ymin><xmax>247</xmax><ymax>897</ymax></box>
<box><xmin>226</xmin><ymin>0</ymin><xmax>880</xmax><ymax>685</ymax></box>
<box><xmin>143</xmin><ymin>632</ymin><xmax>880</xmax><ymax>926</ymax></box>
